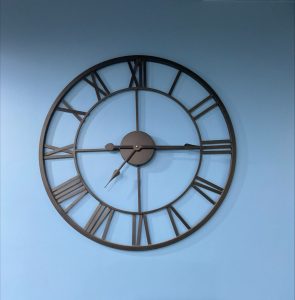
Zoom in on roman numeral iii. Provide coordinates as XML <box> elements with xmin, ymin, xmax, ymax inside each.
<box><xmin>201</xmin><ymin>139</ymin><xmax>232</xmax><ymax>155</ymax></box>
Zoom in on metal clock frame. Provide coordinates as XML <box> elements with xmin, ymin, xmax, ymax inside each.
<box><xmin>39</xmin><ymin>55</ymin><xmax>236</xmax><ymax>251</ymax></box>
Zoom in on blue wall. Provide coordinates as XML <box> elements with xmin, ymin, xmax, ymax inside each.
<box><xmin>1</xmin><ymin>1</ymin><xmax>294</xmax><ymax>299</ymax></box>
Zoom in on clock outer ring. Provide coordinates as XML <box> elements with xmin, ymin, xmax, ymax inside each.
<box><xmin>39</xmin><ymin>55</ymin><xmax>236</xmax><ymax>251</ymax></box>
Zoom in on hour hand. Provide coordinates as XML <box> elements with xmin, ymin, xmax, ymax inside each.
<box><xmin>104</xmin><ymin>149</ymin><xmax>137</xmax><ymax>188</ymax></box>
<box><xmin>104</xmin><ymin>169</ymin><xmax>120</xmax><ymax>188</ymax></box>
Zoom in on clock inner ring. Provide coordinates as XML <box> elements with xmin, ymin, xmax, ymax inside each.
<box><xmin>120</xmin><ymin>131</ymin><xmax>155</xmax><ymax>166</ymax></box>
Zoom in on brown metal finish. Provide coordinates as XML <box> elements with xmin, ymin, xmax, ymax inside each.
<box><xmin>120</xmin><ymin>131</ymin><xmax>155</xmax><ymax>166</ymax></box>
<box><xmin>39</xmin><ymin>55</ymin><xmax>236</xmax><ymax>251</ymax></box>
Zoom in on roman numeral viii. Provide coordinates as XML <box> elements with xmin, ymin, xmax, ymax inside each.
<box><xmin>128</xmin><ymin>58</ymin><xmax>147</xmax><ymax>88</ymax></box>
<box><xmin>84</xmin><ymin>204</ymin><xmax>114</xmax><ymax>239</ymax></box>
<box><xmin>52</xmin><ymin>176</ymin><xmax>88</xmax><ymax>213</ymax></box>
<box><xmin>192</xmin><ymin>176</ymin><xmax>224</xmax><ymax>205</ymax></box>
<box><xmin>84</xmin><ymin>71</ymin><xmax>110</xmax><ymax>101</ymax></box>
<box><xmin>132</xmin><ymin>214</ymin><xmax>151</xmax><ymax>246</ymax></box>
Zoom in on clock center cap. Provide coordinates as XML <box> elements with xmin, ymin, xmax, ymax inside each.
<box><xmin>120</xmin><ymin>131</ymin><xmax>155</xmax><ymax>166</ymax></box>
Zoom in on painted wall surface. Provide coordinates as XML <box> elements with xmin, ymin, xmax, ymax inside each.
<box><xmin>1</xmin><ymin>1</ymin><xmax>294</xmax><ymax>300</ymax></box>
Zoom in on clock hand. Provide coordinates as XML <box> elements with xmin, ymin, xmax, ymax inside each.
<box><xmin>75</xmin><ymin>143</ymin><xmax>200</xmax><ymax>153</ymax></box>
<box><xmin>143</xmin><ymin>144</ymin><xmax>201</xmax><ymax>150</ymax></box>
<box><xmin>104</xmin><ymin>149</ymin><xmax>137</xmax><ymax>188</ymax></box>
<box><xmin>75</xmin><ymin>144</ymin><xmax>133</xmax><ymax>153</ymax></box>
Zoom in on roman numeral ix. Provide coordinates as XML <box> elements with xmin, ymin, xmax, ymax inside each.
<box><xmin>44</xmin><ymin>144</ymin><xmax>74</xmax><ymax>160</ymax></box>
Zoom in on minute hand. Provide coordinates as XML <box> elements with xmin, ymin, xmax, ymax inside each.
<box><xmin>142</xmin><ymin>144</ymin><xmax>201</xmax><ymax>150</ymax></box>
<box><xmin>75</xmin><ymin>144</ymin><xmax>201</xmax><ymax>153</ymax></box>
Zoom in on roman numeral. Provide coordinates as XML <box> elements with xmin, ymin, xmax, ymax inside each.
<box><xmin>52</xmin><ymin>176</ymin><xmax>87</xmax><ymax>210</ymax></box>
<box><xmin>56</xmin><ymin>100</ymin><xmax>87</xmax><ymax>122</ymax></box>
<box><xmin>84</xmin><ymin>71</ymin><xmax>110</xmax><ymax>101</ymax></box>
<box><xmin>167</xmin><ymin>206</ymin><xmax>191</xmax><ymax>236</ymax></box>
<box><xmin>188</xmin><ymin>95</ymin><xmax>218</xmax><ymax>120</ymax></box>
<box><xmin>192</xmin><ymin>176</ymin><xmax>223</xmax><ymax>205</ymax></box>
<box><xmin>128</xmin><ymin>58</ymin><xmax>147</xmax><ymax>88</ymax></box>
<box><xmin>201</xmin><ymin>139</ymin><xmax>232</xmax><ymax>155</ymax></box>
<box><xmin>132</xmin><ymin>214</ymin><xmax>151</xmax><ymax>246</ymax></box>
<box><xmin>84</xmin><ymin>204</ymin><xmax>114</xmax><ymax>238</ymax></box>
<box><xmin>168</xmin><ymin>70</ymin><xmax>181</xmax><ymax>95</ymax></box>
<box><xmin>44</xmin><ymin>144</ymin><xmax>74</xmax><ymax>159</ymax></box>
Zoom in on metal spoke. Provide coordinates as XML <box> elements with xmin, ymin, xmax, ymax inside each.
<box><xmin>137</xmin><ymin>167</ymin><xmax>141</xmax><ymax>213</ymax></box>
<box><xmin>135</xmin><ymin>89</ymin><xmax>139</xmax><ymax>131</ymax></box>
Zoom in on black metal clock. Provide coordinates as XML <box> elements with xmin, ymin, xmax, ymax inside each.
<box><xmin>39</xmin><ymin>55</ymin><xmax>236</xmax><ymax>250</ymax></box>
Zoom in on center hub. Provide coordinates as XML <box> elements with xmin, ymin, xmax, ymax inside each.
<box><xmin>120</xmin><ymin>131</ymin><xmax>155</xmax><ymax>166</ymax></box>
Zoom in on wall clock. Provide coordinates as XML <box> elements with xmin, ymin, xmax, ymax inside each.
<box><xmin>39</xmin><ymin>55</ymin><xmax>236</xmax><ymax>250</ymax></box>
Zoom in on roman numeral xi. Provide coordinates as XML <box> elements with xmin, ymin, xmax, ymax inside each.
<box><xmin>84</xmin><ymin>71</ymin><xmax>110</xmax><ymax>101</ymax></box>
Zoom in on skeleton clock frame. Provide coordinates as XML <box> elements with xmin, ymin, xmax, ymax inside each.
<box><xmin>39</xmin><ymin>55</ymin><xmax>236</xmax><ymax>250</ymax></box>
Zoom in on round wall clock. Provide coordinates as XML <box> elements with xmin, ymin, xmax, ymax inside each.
<box><xmin>39</xmin><ymin>55</ymin><xmax>236</xmax><ymax>250</ymax></box>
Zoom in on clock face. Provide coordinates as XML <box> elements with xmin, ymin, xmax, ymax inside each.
<box><xmin>40</xmin><ymin>55</ymin><xmax>236</xmax><ymax>250</ymax></box>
